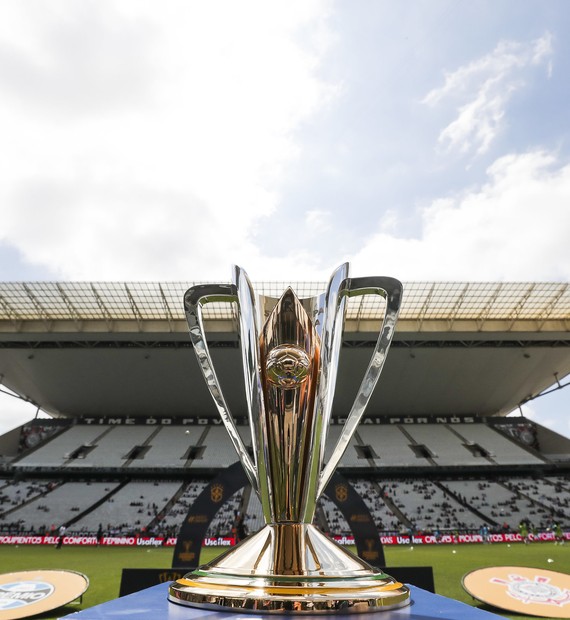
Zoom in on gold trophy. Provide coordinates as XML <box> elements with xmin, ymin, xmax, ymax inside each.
<box><xmin>169</xmin><ymin>264</ymin><xmax>410</xmax><ymax>613</ymax></box>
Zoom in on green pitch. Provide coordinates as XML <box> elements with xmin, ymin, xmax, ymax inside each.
<box><xmin>0</xmin><ymin>543</ymin><xmax>568</xmax><ymax>619</ymax></box>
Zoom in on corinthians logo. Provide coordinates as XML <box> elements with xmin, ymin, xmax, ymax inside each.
<box><xmin>491</xmin><ymin>574</ymin><xmax>570</xmax><ymax>608</ymax></box>
<box><xmin>463</xmin><ymin>566</ymin><xmax>570</xmax><ymax>618</ymax></box>
<box><xmin>0</xmin><ymin>580</ymin><xmax>54</xmax><ymax>611</ymax></box>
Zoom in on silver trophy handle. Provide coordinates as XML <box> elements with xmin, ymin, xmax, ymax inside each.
<box><xmin>300</xmin><ymin>263</ymin><xmax>349</xmax><ymax>522</ymax></box>
<box><xmin>317</xmin><ymin>276</ymin><xmax>403</xmax><ymax>498</ymax></box>
<box><xmin>184</xmin><ymin>284</ymin><xmax>259</xmax><ymax>494</ymax></box>
<box><xmin>231</xmin><ymin>266</ymin><xmax>272</xmax><ymax>519</ymax></box>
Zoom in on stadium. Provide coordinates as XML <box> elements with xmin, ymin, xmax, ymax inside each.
<box><xmin>0</xmin><ymin>279</ymin><xmax>569</xmax><ymax>617</ymax></box>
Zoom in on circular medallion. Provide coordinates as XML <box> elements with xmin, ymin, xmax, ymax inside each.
<box><xmin>463</xmin><ymin>566</ymin><xmax>570</xmax><ymax>618</ymax></box>
<box><xmin>0</xmin><ymin>570</ymin><xmax>89</xmax><ymax>620</ymax></box>
<box><xmin>265</xmin><ymin>344</ymin><xmax>311</xmax><ymax>388</ymax></box>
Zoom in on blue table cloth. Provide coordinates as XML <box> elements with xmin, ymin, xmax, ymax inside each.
<box><xmin>62</xmin><ymin>582</ymin><xmax>504</xmax><ymax>619</ymax></box>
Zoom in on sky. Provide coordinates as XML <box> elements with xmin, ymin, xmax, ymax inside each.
<box><xmin>0</xmin><ymin>1</ymin><xmax>569</xmax><ymax>437</ymax></box>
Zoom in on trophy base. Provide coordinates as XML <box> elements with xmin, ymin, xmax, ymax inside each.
<box><xmin>168</xmin><ymin>524</ymin><xmax>410</xmax><ymax>614</ymax></box>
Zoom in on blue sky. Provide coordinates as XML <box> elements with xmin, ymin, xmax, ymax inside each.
<box><xmin>0</xmin><ymin>1</ymin><xmax>569</xmax><ymax>437</ymax></box>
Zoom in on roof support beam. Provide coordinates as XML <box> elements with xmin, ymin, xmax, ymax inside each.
<box><xmin>56</xmin><ymin>284</ymin><xmax>83</xmax><ymax>330</ymax></box>
<box><xmin>22</xmin><ymin>284</ymin><xmax>52</xmax><ymax>332</ymax></box>
<box><xmin>90</xmin><ymin>285</ymin><xmax>114</xmax><ymax>331</ymax></box>
<box><xmin>159</xmin><ymin>284</ymin><xmax>174</xmax><ymax>333</ymax></box>
<box><xmin>508</xmin><ymin>283</ymin><xmax>536</xmax><ymax>331</ymax></box>
<box><xmin>0</xmin><ymin>295</ymin><xmax>22</xmax><ymax>331</ymax></box>
<box><xmin>537</xmin><ymin>283</ymin><xmax>568</xmax><ymax>330</ymax></box>
<box><xmin>476</xmin><ymin>283</ymin><xmax>503</xmax><ymax>331</ymax></box>
<box><xmin>417</xmin><ymin>284</ymin><xmax>435</xmax><ymax>331</ymax></box>
<box><xmin>125</xmin><ymin>285</ymin><xmax>144</xmax><ymax>331</ymax></box>
<box><xmin>447</xmin><ymin>283</ymin><xmax>470</xmax><ymax>330</ymax></box>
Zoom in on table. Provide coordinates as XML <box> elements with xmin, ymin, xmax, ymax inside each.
<box><xmin>62</xmin><ymin>582</ymin><xmax>504</xmax><ymax>619</ymax></box>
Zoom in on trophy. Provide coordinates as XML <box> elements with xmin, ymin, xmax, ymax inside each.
<box><xmin>169</xmin><ymin>264</ymin><xmax>410</xmax><ymax>613</ymax></box>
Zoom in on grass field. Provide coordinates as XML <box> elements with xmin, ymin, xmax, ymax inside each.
<box><xmin>0</xmin><ymin>542</ymin><xmax>568</xmax><ymax>619</ymax></box>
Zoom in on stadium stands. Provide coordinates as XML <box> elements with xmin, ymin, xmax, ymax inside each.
<box><xmin>10</xmin><ymin>420</ymin><xmax>550</xmax><ymax>473</ymax></box>
<box><xmin>243</xmin><ymin>491</ymin><xmax>264</xmax><ymax>534</ymax></box>
<box><xmin>381</xmin><ymin>479</ymin><xmax>483</xmax><ymax>531</ymax></box>
<box><xmin>70</xmin><ymin>480</ymin><xmax>182</xmax><ymax>533</ymax></box>
<box><xmin>350</xmin><ymin>479</ymin><xmax>401</xmax><ymax>531</ymax></box>
<box><xmin>0</xmin><ymin>418</ymin><xmax>569</xmax><ymax>539</ymax></box>
<box><xmin>0</xmin><ymin>481</ymin><xmax>122</xmax><ymax>533</ymax></box>
<box><xmin>132</xmin><ymin>427</ymin><xmax>200</xmax><ymax>468</ymax></box>
<box><xmin>454</xmin><ymin>424</ymin><xmax>544</xmax><ymax>465</ymax></box>
<box><xmin>193</xmin><ymin>427</ymin><xmax>243</xmax><ymax>469</ymax></box>
<box><xmin>15</xmin><ymin>425</ymin><xmax>107</xmax><ymax>469</ymax></box>
<box><xmin>318</xmin><ymin>493</ymin><xmax>351</xmax><ymax>535</ymax></box>
<box><xmin>157</xmin><ymin>480</ymin><xmax>208</xmax><ymax>533</ymax></box>
<box><xmin>355</xmin><ymin>426</ymin><xmax>423</xmax><ymax>467</ymax></box>
<box><xmin>440</xmin><ymin>478</ymin><xmax>566</xmax><ymax>530</ymax></box>
<box><xmin>502</xmin><ymin>477</ymin><xmax>570</xmax><ymax>527</ymax></box>
<box><xmin>16</xmin><ymin>426</ymin><xmax>161</xmax><ymax>469</ymax></box>
<box><xmin>0</xmin><ymin>479</ymin><xmax>54</xmax><ymax>509</ymax></box>
<box><xmin>205</xmin><ymin>489</ymin><xmax>244</xmax><ymax>538</ymax></box>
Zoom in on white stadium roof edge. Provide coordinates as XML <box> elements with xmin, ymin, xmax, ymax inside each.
<box><xmin>0</xmin><ymin>280</ymin><xmax>569</xmax><ymax>421</ymax></box>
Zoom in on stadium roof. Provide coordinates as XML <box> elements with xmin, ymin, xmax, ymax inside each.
<box><xmin>0</xmin><ymin>281</ymin><xmax>569</xmax><ymax>421</ymax></box>
<box><xmin>0</xmin><ymin>281</ymin><xmax>568</xmax><ymax>327</ymax></box>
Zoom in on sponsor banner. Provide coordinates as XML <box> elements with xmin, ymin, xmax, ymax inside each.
<box><xmin>463</xmin><ymin>566</ymin><xmax>570</xmax><ymax>618</ymax></box>
<box><xmin>76</xmin><ymin>414</ymin><xmax>481</xmax><ymax>426</ymax></box>
<box><xmin>0</xmin><ymin>532</ymin><xmax>567</xmax><ymax>547</ymax></box>
<box><xmin>100</xmin><ymin>536</ymin><xmax>177</xmax><ymax>547</ymax></box>
<box><xmin>202</xmin><ymin>537</ymin><xmax>235</xmax><ymax>547</ymax></box>
<box><xmin>379</xmin><ymin>532</ymin><xmax>570</xmax><ymax>545</ymax></box>
<box><xmin>0</xmin><ymin>535</ymin><xmax>175</xmax><ymax>547</ymax></box>
<box><xmin>0</xmin><ymin>570</ymin><xmax>89</xmax><ymax>620</ymax></box>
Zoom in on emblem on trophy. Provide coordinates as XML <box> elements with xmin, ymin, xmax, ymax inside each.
<box><xmin>169</xmin><ymin>264</ymin><xmax>411</xmax><ymax>613</ymax></box>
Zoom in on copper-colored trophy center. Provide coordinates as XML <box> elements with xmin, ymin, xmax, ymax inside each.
<box><xmin>259</xmin><ymin>288</ymin><xmax>321</xmax><ymax>526</ymax></box>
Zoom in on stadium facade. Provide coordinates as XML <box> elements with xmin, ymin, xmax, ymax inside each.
<box><xmin>0</xmin><ymin>280</ymin><xmax>569</xmax><ymax>547</ymax></box>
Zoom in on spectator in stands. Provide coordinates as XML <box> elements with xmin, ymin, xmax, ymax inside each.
<box><xmin>56</xmin><ymin>524</ymin><xmax>66</xmax><ymax>549</ymax></box>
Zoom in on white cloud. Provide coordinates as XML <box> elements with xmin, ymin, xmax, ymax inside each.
<box><xmin>351</xmin><ymin>150</ymin><xmax>570</xmax><ymax>281</ymax></box>
<box><xmin>0</xmin><ymin>0</ymin><xmax>337</xmax><ymax>281</ymax></box>
<box><xmin>378</xmin><ymin>209</ymin><xmax>400</xmax><ymax>235</ymax></box>
<box><xmin>424</xmin><ymin>33</ymin><xmax>553</xmax><ymax>155</ymax></box>
<box><xmin>0</xmin><ymin>389</ymin><xmax>46</xmax><ymax>436</ymax></box>
<box><xmin>305</xmin><ymin>209</ymin><xmax>332</xmax><ymax>231</ymax></box>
